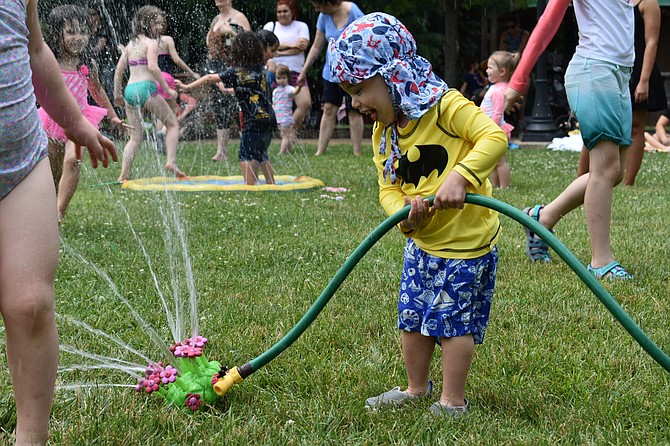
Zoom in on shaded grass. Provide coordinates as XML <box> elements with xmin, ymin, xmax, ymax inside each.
<box><xmin>1</xmin><ymin>140</ymin><xmax>669</xmax><ymax>444</ymax></box>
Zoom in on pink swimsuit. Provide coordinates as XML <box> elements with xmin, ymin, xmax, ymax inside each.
<box><xmin>38</xmin><ymin>65</ymin><xmax>108</xmax><ymax>142</ymax></box>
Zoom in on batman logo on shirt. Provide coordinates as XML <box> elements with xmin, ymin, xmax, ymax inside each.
<box><xmin>393</xmin><ymin>144</ymin><xmax>449</xmax><ymax>187</ymax></box>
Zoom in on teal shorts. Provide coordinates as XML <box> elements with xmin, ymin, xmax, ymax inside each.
<box><xmin>124</xmin><ymin>80</ymin><xmax>158</xmax><ymax>108</ymax></box>
<box><xmin>564</xmin><ymin>54</ymin><xmax>633</xmax><ymax>150</ymax></box>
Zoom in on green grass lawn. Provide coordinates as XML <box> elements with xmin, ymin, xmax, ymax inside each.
<box><xmin>1</xmin><ymin>139</ymin><xmax>669</xmax><ymax>445</ymax></box>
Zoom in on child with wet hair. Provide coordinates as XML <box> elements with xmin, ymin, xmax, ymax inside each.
<box><xmin>328</xmin><ymin>12</ymin><xmax>507</xmax><ymax>417</ymax></box>
<box><xmin>178</xmin><ymin>31</ymin><xmax>276</xmax><ymax>185</ymax></box>
<box><xmin>114</xmin><ymin>5</ymin><xmax>185</xmax><ymax>181</ymax></box>
<box><xmin>39</xmin><ymin>4</ymin><xmax>125</xmax><ymax>223</ymax></box>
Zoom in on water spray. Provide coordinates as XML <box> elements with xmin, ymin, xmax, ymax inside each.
<box><xmin>213</xmin><ymin>194</ymin><xmax>670</xmax><ymax>397</ymax></box>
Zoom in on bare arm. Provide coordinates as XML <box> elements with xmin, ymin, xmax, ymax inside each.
<box><xmin>147</xmin><ymin>39</ymin><xmax>173</xmax><ymax>96</ymax></box>
<box><xmin>634</xmin><ymin>0</ymin><xmax>661</xmax><ymax>103</ymax></box>
<box><xmin>297</xmin><ymin>30</ymin><xmax>326</xmax><ymax>85</ymax></box>
<box><xmin>113</xmin><ymin>46</ymin><xmax>128</xmax><ymax>107</ymax></box>
<box><xmin>87</xmin><ymin>60</ymin><xmax>123</xmax><ymax>126</ymax></box>
<box><xmin>164</xmin><ymin>36</ymin><xmax>200</xmax><ymax>79</ymax></box>
<box><xmin>176</xmin><ymin>73</ymin><xmax>222</xmax><ymax>91</ymax></box>
<box><xmin>27</xmin><ymin>0</ymin><xmax>116</xmax><ymax>167</ymax></box>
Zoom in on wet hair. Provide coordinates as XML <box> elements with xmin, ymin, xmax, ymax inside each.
<box><xmin>275</xmin><ymin>64</ymin><xmax>290</xmax><ymax>78</ymax></box>
<box><xmin>257</xmin><ymin>29</ymin><xmax>279</xmax><ymax>50</ymax></box>
<box><xmin>230</xmin><ymin>31</ymin><xmax>265</xmax><ymax>68</ymax></box>
<box><xmin>313</xmin><ymin>0</ymin><xmax>342</xmax><ymax>5</ymax></box>
<box><xmin>489</xmin><ymin>51</ymin><xmax>520</xmax><ymax>81</ymax></box>
<box><xmin>131</xmin><ymin>5</ymin><xmax>165</xmax><ymax>39</ymax></box>
<box><xmin>45</xmin><ymin>5</ymin><xmax>90</xmax><ymax>60</ymax></box>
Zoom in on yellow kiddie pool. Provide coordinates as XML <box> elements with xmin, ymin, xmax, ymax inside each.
<box><xmin>121</xmin><ymin>175</ymin><xmax>324</xmax><ymax>192</ymax></box>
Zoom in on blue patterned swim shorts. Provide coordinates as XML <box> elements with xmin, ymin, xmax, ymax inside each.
<box><xmin>398</xmin><ymin>240</ymin><xmax>498</xmax><ymax>344</ymax></box>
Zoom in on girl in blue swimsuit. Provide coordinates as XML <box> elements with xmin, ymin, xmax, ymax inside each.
<box><xmin>114</xmin><ymin>5</ymin><xmax>185</xmax><ymax>181</ymax></box>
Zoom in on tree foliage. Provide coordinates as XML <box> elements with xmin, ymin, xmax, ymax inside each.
<box><xmin>39</xmin><ymin>0</ymin><xmax>534</xmax><ymax>87</ymax></box>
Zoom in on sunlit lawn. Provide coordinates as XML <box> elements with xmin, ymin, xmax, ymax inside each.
<box><xmin>1</xmin><ymin>137</ymin><xmax>669</xmax><ymax>445</ymax></box>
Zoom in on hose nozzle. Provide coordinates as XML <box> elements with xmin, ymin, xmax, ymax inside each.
<box><xmin>213</xmin><ymin>366</ymin><xmax>244</xmax><ymax>396</ymax></box>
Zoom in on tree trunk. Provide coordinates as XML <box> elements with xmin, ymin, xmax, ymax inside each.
<box><xmin>443</xmin><ymin>0</ymin><xmax>460</xmax><ymax>86</ymax></box>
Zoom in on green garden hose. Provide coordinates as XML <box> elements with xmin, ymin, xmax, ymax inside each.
<box><xmin>213</xmin><ymin>194</ymin><xmax>670</xmax><ymax>396</ymax></box>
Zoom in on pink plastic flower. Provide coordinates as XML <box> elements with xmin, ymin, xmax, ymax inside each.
<box><xmin>184</xmin><ymin>393</ymin><xmax>202</xmax><ymax>411</ymax></box>
<box><xmin>79</xmin><ymin>65</ymin><xmax>89</xmax><ymax>76</ymax></box>
<box><xmin>160</xmin><ymin>365</ymin><xmax>178</xmax><ymax>384</ymax></box>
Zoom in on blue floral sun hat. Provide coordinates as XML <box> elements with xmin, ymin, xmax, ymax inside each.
<box><xmin>328</xmin><ymin>12</ymin><xmax>448</xmax><ymax>182</ymax></box>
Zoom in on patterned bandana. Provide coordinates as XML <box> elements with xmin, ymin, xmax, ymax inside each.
<box><xmin>328</xmin><ymin>12</ymin><xmax>448</xmax><ymax>183</ymax></box>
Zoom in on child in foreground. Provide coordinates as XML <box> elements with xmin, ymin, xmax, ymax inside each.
<box><xmin>0</xmin><ymin>1</ymin><xmax>117</xmax><ymax>443</ymax></box>
<box><xmin>480</xmin><ymin>50</ymin><xmax>518</xmax><ymax>188</ymax></box>
<box><xmin>272</xmin><ymin>63</ymin><xmax>302</xmax><ymax>154</ymax></box>
<box><xmin>328</xmin><ymin>12</ymin><xmax>507</xmax><ymax>416</ymax></box>
<box><xmin>178</xmin><ymin>31</ymin><xmax>276</xmax><ymax>186</ymax></box>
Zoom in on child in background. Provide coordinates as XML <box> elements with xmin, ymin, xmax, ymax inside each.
<box><xmin>178</xmin><ymin>31</ymin><xmax>276</xmax><ymax>186</ymax></box>
<box><xmin>273</xmin><ymin>64</ymin><xmax>302</xmax><ymax>154</ymax></box>
<box><xmin>114</xmin><ymin>5</ymin><xmax>185</xmax><ymax>182</ymax></box>
<box><xmin>0</xmin><ymin>1</ymin><xmax>117</xmax><ymax>443</ymax></box>
<box><xmin>38</xmin><ymin>5</ymin><xmax>124</xmax><ymax>223</ymax></box>
<box><xmin>644</xmin><ymin>108</ymin><xmax>670</xmax><ymax>151</ymax></box>
<box><xmin>459</xmin><ymin>60</ymin><xmax>487</xmax><ymax>106</ymax></box>
<box><xmin>329</xmin><ymin>12</ymin><xmax>507</xmax><ymax>416</ymax></box>
<box><xmin>480</xmin><ymin>51</ymin><xmax>518</xmax><ymax>189</ymax></box>
<box><xmin>505</xmin><ymin>0</ymin><xmax>634</xmax><ymax>279</ymax></box>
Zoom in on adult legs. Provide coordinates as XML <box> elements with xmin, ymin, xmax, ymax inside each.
<box><xmin>584</xmin><ymin>140</ymin><xmax>626</xmax><ymax>268</ymax></box>
<box><xmin>291</xmin><ymin>84</ymin><xmax>311</xmax><ymax>137</ymax></box>
<box><xmin>348</xmin><ymin>109</ymin><xmax>364</xmax><ymax>156</ymax></box>
<box><xmin>623</xmin><ymin>109</ymin><xmax>647</xmax><ymax>186</ymax></box>
<box><xmin>316</xmin><ymin>102</ymin><xmax>338</xmax><ymax>156</ymax></box>
<box><xmin>0</xmin><ymin>159</ymin><xmax>59</xmax><ymax>446</ymax></box>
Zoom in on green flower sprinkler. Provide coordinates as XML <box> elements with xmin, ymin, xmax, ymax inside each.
<box><xmin>213</xmin><ymin>194</ymin><xmax>670</xmax><ymax>398</ymax></box>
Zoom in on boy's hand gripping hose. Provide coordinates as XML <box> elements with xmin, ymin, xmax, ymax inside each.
<box><xmin>213</xmin><ymin>194</ymin><xmax>670</xmax><ymax>396</ymax></box>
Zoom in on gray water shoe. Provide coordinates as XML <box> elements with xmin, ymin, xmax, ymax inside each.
<box><xmin>365</xmin><ymin>380</ymin><xmax>433</xmax><ymax>409</ymax></box>
<box><xmin>429</xmin><ymin>398</ymin><xmax>469</xmax><ymax>418</ymax></box>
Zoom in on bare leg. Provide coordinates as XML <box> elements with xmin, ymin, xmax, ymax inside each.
<box><xmin>576</xmin><ymin>145</ymin><xmax>589</xmax><ymax>177</ymax></box>
<box><xmin>316</xmin><ymin>102</ymin><xmax>338</xmax><ymax>156</ymax></box>
<box><xmin>117</xmin><ymin>104</ymin><xmax>144</xmax><ymax>182</ymax></box>
<box><xmin>260</xmin><ymin>161</ymin><xmax>275</xmax><ymax>185</ymax></box>
<box><xmin>533</xmin><ymin>173</ymin><xmax>589</xmax><ymax>231</ymax></box>
<box><xmin>0</xmin><ymin>159</ymin><xmax>59</xmax><ymax>446</ymax></box>
<box><xmin>279</xmin><ymin>126</ymin><xmax>292</xmax><ymax>154</ymax></box>
<box><xmin>623</xmin><ymin>109</ymin><xmax>647</xmax><ymax>186</ymax></box>
<box><xmin>645</xmin><ymin>131</ymin><xmax>670</xmax><ymax>151</ymax></box>
<box><xmin>348</xmin><ymin>109</ymin><xmax>364</xmax><ymax>156</ymax></box>
<box><xmin>56</xmin><ymin>140</ymin><xmax>81</xmax><ymax>222</ymax></box>
<box><xmin>439</xmin><ymin>335</ymin><xmax>473</xmax><ymax>407</ymax></box>
<box><xmin>241</xmin><ymin>160</ymin><xmax>257</xmax><ymax>185</ymax></box>
<box><xmin>489</xmin><ymin>168</ymin><xmax>500</xmax><ymax>188</ymax></box>
<box><xmin>213</xmin><ymin>128</ymin><xmax>229</xmax><ymax>161</ymax></box>
<box><xmin>291</xmin><ymin>84</ymin><xmax>311</xmax><ymax>136</ymax></box>
<box><xmin>402</xmin><ymin>331</ymin><xmax>434</xmax><ymax>396</ymax></box>
<box><xmin>584</xmin><ymin>140</ymin><xmax>626</xmax><ymax>268</ymax></box>
<box><xmin>146</xmin><ymin>95</ymin><xmax>185</xmax><ymax>177</ymax></box>
<box><xmin>46</xmin><ymin>139</ymin><xmax>65</xmax><ymax>192</ymax></box>
<box><xmin>494</xmin><ymin>154</ymin><xmax>510</xmax><ymax>189</ymax></box>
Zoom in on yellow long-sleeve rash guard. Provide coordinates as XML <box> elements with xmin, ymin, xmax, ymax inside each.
<box><xmin>373</xmin><ymin>89</ymin><xmax>508</xmax><ymax>259</ymax></box>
